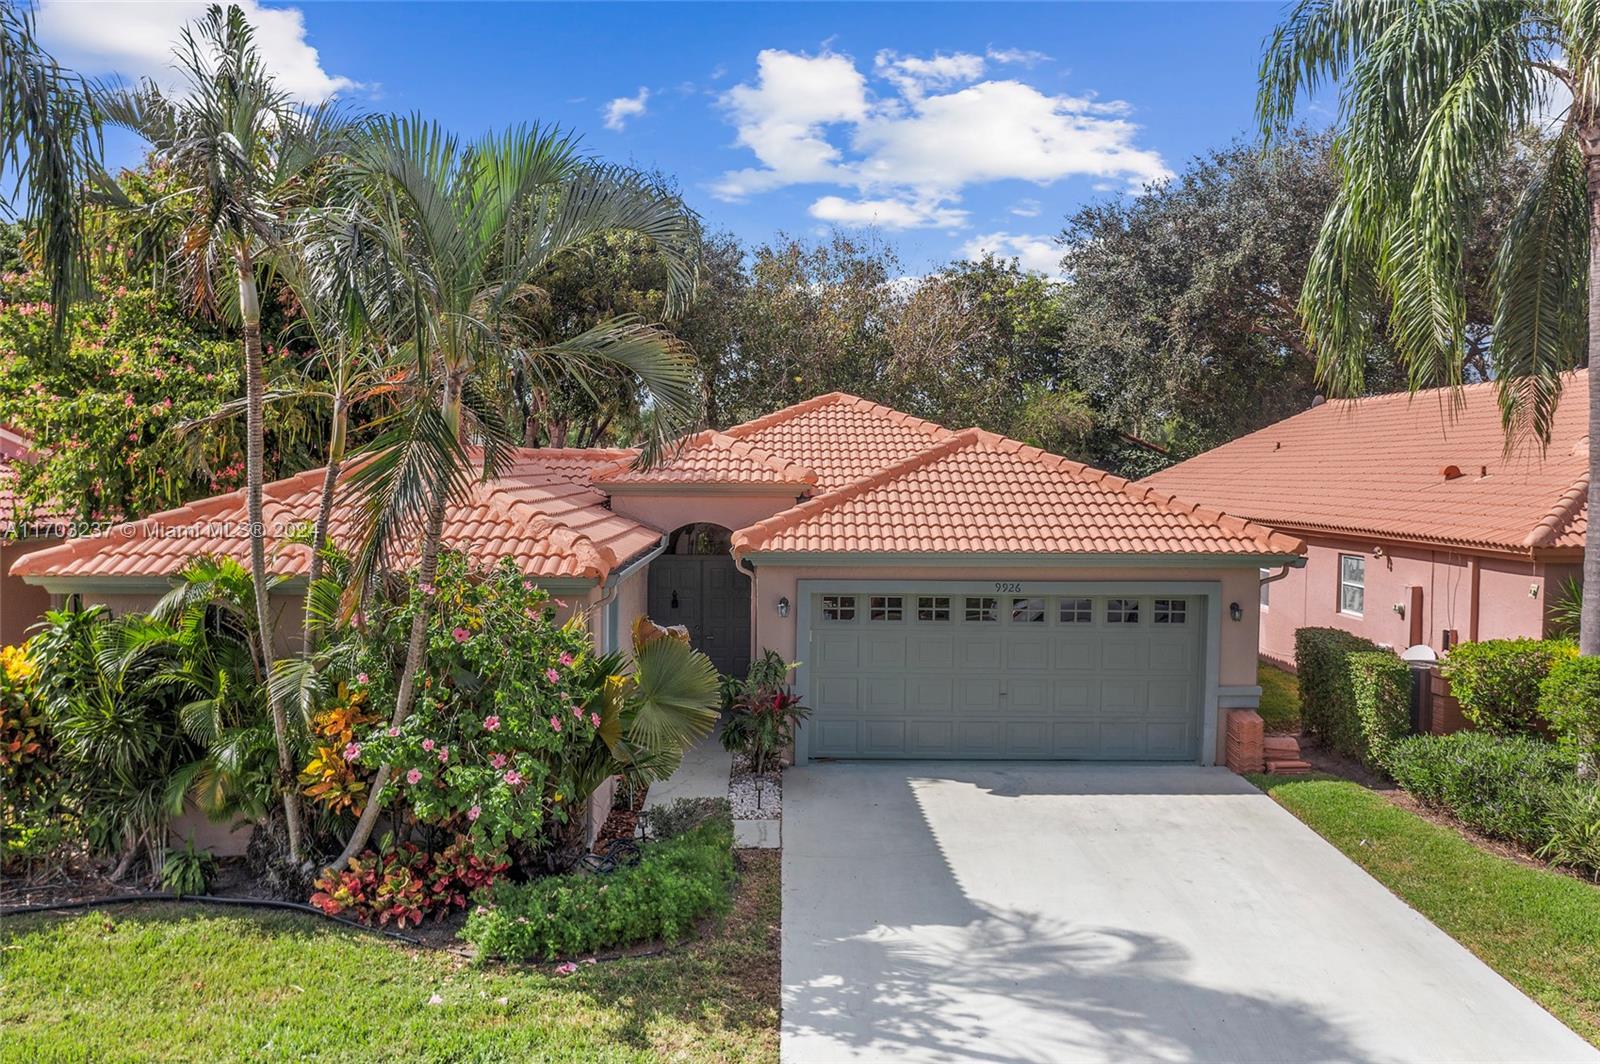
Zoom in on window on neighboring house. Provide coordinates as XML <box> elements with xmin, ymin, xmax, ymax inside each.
<box><xmin>1153</xmin><ymin>599</ymin><xmax>1187</xmax><ymax>624</ymax></box>
<box><xmin>1260</xmin><ymin>568</ymin><xmax>1271</xmax><ymax>608</ymax></box>
<box><xmin>1059</xmin><ymin>597</ymin><xmax>1093</xmax><ymax>624</ymax></box>
<box><xmin>964</xmin><ymin>596</ymin><xmax>998</xmax><ymax>622</ymax></box>
<box><xmin>869</xmin><ymin>595</ymin><xmax>904</xmax><ymax>621</ymax></box>
<box><xmin>1011</xmin><ymin>597</ymin><xmax>1046</xmax><ymax>623</ymax></box>
<box><xmin>1339</xmin><ymin>554</ymin><xmax>1365</xmax><ymax>616</ymax></box>
<box><xmin>917</xmin><ymin>596</ymin><xmax>951</xmax><ymax>621</ymax></box>
<box><xmin>822</xmin><ymin>595</ymin><xmax>856</xmax><ymax>621</ymax></box>
<box><xmin>1107</xmin><ymin>598</ymin><xmax>1140</xmax><ymax>624</ymax></box>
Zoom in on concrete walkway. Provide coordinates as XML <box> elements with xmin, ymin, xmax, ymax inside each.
<box><xmin>642</xmin><ymin>730</ymin><xmax>781</xmax><ymax>847</ymax></box>
<box><xmin>783</xmin><ymin>762</ymin><xmax>1598</xmax><ymax>1064</ymax></box>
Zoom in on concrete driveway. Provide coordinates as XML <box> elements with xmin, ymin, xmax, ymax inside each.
<box><xmin>782</xmin><ymin>762</ymin><xmax>1597</xmax><ymax>1063</ymax></box>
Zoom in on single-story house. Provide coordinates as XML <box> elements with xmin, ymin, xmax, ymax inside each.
<box><xmin>15</xmin><ymin>392</ymin><xmax>1304</xmax><ymax>766</ymax></box>
<box><xmin>1142</xmin><ymin>372</ymin><xmax>1590</xmax><ymax>668</ymax></box>
<box><xmin>0</xmin><ymin>425</ymin><xmax>66</xmax><ymax>646</ymax></box>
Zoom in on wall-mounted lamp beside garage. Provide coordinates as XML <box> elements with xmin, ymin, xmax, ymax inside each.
<box><xmin>777</xmin><ymin>596</ymin><xmax>790</xmax><ymax>618</ymax></box>
<box><xmin>1229</xmin><ymin>602</ymin><xmax>1242</xmax><ymax>622</ymax></box>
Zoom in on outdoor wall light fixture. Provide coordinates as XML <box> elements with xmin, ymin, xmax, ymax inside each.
<box><xmin>777</xmin><ymin>596</ymin><xmax>790</xmax><ymax>618</ymax></box>
<box><xmin>1229</xmin><ymin>601</ymin><xmax>1242</xmax><ymax>622</ymax></box>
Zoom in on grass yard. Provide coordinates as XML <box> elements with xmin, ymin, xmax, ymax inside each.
<box><xmin>0</xmin><ymin>852</ymin><xmax>779</xmax><ymax>1064</ymax></box>
<box><xmin>1256</xmin><ymin>662</ymin><xmax>1301</xmax><ymax>732</ymax></box>
<box><xmin>1251</xmin><ymin>774</ymin><xmax>1600</xmax><ymax>1047</ymax></box>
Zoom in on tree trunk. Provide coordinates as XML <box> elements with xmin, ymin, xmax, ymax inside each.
<box><xmin>237</xmin><ymin>247</ymin><xmax>305</xmax><ymax>865</ymax></box>
<box><xmin>326</xmin><ymin>370</ymin><xmax>463</xmax><ymax>874</ymax></box>
<box><xmin>1581</xmin><ymin>150</ymin><xmax>1600</xmax><ymax>644</ymax></box>
<box><xmin>302</xmin><ymin>398</ymin><xmax>346</xmax><ymax>653</ymax></box>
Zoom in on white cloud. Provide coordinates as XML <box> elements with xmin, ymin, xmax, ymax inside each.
<box><xmin>1010</xmin><ymin>198</ymin><xmax>1043</xmax><ymax>218</ymax></box>
<box><xmin>603</xmin><ymin>87</ymin><xmax>650</xmax><ymax>132</ymax></box>
<box><xmin>874</xmin><ymin>49</ymin><xmax>985</xmax><ymax>98</ymax></box>
<box><xmin>961</xmin><ymin>231</ymin><xmax>1065</xmax><ymax>278</ymax></box>
<box><xmin>986</xmin><ymin>47</ymin><xmax>1052</xmax><ymax>67</ymax></box>
<box><xmin>809</xmin><ymin>195</ymin><xmax>967</xmax><ymax>230</ymax></box>
<box><xmin>36</xmin><ymin>0</ymin><xmax>357</xmax><ymax>103</ymax></box>
<box><xmin>714</xmin><ymin>48</ymin><xmax>868</xmax><ymax>199</ymax></box>
<box><xmin>713</xmin><ymin>48</ymin><xmax>1169</xmax><ymax>229</ymax></box>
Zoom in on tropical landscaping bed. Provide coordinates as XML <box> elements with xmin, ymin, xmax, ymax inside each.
<box><xmin>0</xmin><ymin>849</ymin><xmax>780</xmax><ymax>1063</ymax></box>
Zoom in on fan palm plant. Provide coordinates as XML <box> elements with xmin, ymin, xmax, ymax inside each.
<box><xmin>94</xmin><ymin>4</ymin><xmax>350</xmax><ymax>862</ymax></box>
<box><xmin>324</xmin><ymin>116</ymin><xmax>703</xmax><ymax>871</ymax></box>
<box><xmin>1260</xmin><ymin>1</ymin><xmax>1600</xmax><ymax>652</ymax></box>
<box><xmin>0</xmin><ymin>1</ymin><xmax>99</xmax><ymax>334</ymax></box>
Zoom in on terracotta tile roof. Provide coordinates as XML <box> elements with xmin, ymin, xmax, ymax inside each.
<box><xmin>591</xmin><ymin>430</ymin><xmax>817</xmax><ymax>488</ymax></box>
<box><xmin>14</xmin><ymin>449</ymin><xmax>662</xmax><ymax>584</ymax></box>
<box><xmin>722</xmin><ymin>393</ymin><xmax>954</xmax><ymax>490</ymax></box>
<box><xmin>0</xmin><ymin>428</ymin><xmax>69</xmax><ymax>537</ymax></box>
<box><xmin>1141</xmin><ymin>372</ymin><xmax>1593</xmax><ymax>555</ymax></box>
<box><xmin>731</xmin><ymin>428</ymin><xmax>1302</xmax><ymax>557</ymax></box>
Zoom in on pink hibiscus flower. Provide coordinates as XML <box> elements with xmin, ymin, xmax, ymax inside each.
<box><xmin>387</xmin><ymin>726</ymin><xmax>401</xmax><ymax>738</ymax></box>
<box><xmin>356</xmin><ymin>672</ymin><xmax>369</xmax><ymax>684</ymax></box>
<box><xmin>405</xmin><ymin>768</ymin><xmax>422</xmax><ymax>785</ymax></box>
<box><xmin>490</xmin><ymin>752</ymin><xmax>508</xmax><ymax>770</ymax></box>
<box><xmin>483</xmin><ymin>715</ymin><xmax>500</xmax><ymax>732</ymax></box>
<box><xmin>343</xmin><ymin>742</ymin><xmax>361</xmax><ymax>762</ymax></box>
<box><xmin>545</xmin><ymin>668</ymin><xmax>561</xmax><ymax>684</ymax></box>
<box><xmin>504</xmin><ymin>769</ymin><xmax>523</xmax><ymax>786</ymax></box>
<box><xmin>555</xmin><ymin>962</ymin><xmax>578</xmax><ymax>976</ymax></box>
<box><xmin>572</xmin><ymin>705</ymin><xmax>584</xmax><ymax>720</ymax></box>
<box><xmin>558</xmin><ymin>652</ymin><xmax>574</xmax><ymax>667</ymax></box>
<box><xmin>549</xmin><ymin>715</ymin><xmax>563</xmax><ymax>733</ymax></box>
<box><xmin>467</xmin><ymin>805</ymin><xmax>481</xmax><ymax>822</ymax></box>
<box><xmin>590</xmin><ymin>713</ymin><xmax>601</xmax><ymax>728</ymax></box>
<box><xmin>437</xmin><ymin>747</ymin><xmax>449</xmax><ymax>763</ymax></box>
<box><xmin>452</xmin><ymin>627</ymin><xmax>471</xmax><ymax>643</ymax></box>
<box><xmin>422</xmin><ymin>738</ymin><xmax>435</xmax><ymax>752</ymax></box>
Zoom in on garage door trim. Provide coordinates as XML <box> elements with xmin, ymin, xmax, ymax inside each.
<box><xmin>793</xmin><ymin>578</ymin><xmax>1222</xmax><ymax>765</ymax></box>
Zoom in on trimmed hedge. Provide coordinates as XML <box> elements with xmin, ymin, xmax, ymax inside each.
<box><xmin>1385</xmin><ymin>732</ymin><xmax>1578</xmax><ymax>849</ymax></box>
<box><xmin>1348</xmin><ymin>651</ymin><xmax>1412</xmax><ymax>770</ymax></box>
<box><xmin>1441</xmin><ymin>638</ymin><xmax>1575</xmax><ymax>734</ymax></box>
<box><xmin>463</xmin><ymin>807</ymin><xmax>734</xmax><ymax>962</ymax></box>
<box><xmin>1539</xmin><ymin>655</ymin><xmax>1600</xmax><ymax>758</ymax></box>
<box><xmin>1294</xmin><ymin>628</ymin><xmax>1398</xmax><ymax>763</ymax></box>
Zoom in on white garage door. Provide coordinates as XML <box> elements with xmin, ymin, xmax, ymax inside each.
<box><xmin>804</xmin><ymin>589</ymin><xmax>1205</xmax><ymax>760</ymax></box>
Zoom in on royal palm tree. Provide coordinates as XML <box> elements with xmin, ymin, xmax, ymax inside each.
<box><xmin>1261</xmin><ymin>1</ymin><xmax>1600</xmax><ymax>653</ymax></box>
<box><xmin>325</xmin><ymin>116</ymin><xmax>702</xmax><ymax>870</ymax></box>
<box><xmin>96</xmin><ymin>4</ymin><xmax>349</xmax><ymax>863</ymax></box>
<box><xmin>0</xmin><ymin>1</ymin><xmax>99</xmax><ymax>334</ymax></box>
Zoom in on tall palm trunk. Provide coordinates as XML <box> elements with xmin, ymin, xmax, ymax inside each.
<box><xmin>302</xmin><ymin>398</ymin><xmax>346</xmax><ymax>652</ymax></box>
<box><xmin>236</xmin><ymin>246</ymin><xmax>305</xmax><ymax>864</ymax></box>
<box><xmin>1585</xmin><ymin>151</ymin><xmax>1600</xmax><ymax>657</ymax></box>
<box><xmin>327</xmin><ymin>373</ymin><xmax>461</xmax><ymax>873</ymax></box>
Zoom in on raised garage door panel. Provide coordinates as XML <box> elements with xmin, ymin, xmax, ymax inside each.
<box><xmin>806</xmin><ymin>591</ymin><xmax>1203</xmax><ymax>761</ymax></box>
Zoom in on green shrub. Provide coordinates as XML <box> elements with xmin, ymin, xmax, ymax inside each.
<box><xmin>1385</xmin><ymin>732</ymin><xmax>1577</xmax><ymax>849</ymax></box>
<box><xmin>1538</xmin><ymin>655</ymin><xmax>1600</xmax><ymax>758</ymax></box>
<box><xmin>638</xmin><ymin>796</ymin><xmax>730</xmax><ymax>841</ymax></box>
<box><xmin>1294</xmin><ymin>628</ymin><xmax>1392</xmax><ymax>760</ymax></box>
<box><xmin>1348</xmin><ymin>651</ymin><xmax>1412</xmax><ymax>771</ymax></box>
<box><xmin>1537</xmin><ymin>782</ymin><xmax>1600</xmax><ymax>879</ymax></box>
<box><xmin>463</xmin><ymin>814</ymin><xmax>735</xmax><ymax>961</ymax></box>
<box><xmin>1441</xmin><ymin>638</ymin><xmax>1576</xmax><ymax>734</ymax></box>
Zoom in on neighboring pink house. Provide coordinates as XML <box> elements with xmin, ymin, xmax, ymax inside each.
<box><xmin>0</xmin><ymin>425</ymin><xmax>65</xmax><ymax>646</ymax></box>
<box><xmin>1143</xmin><ymin>373</ymin><xmax>1589</xmax><ymax>667</ymax></box>
<box><xmin>16</xmin><ymin>392</ymin><xmax>1302</xmax><ymax>770</ymax></box>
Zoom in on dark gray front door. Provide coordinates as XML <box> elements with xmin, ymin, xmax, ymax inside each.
<box><xmin>648</xmin><ymin>555</ymin><xmax>751</xmax><ymax>676</ymax></box>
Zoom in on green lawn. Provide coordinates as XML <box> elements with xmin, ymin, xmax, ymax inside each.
<box><xmin>1251</xmin><ymin>774</ymin><xmax>1600</xmax><ymax>1046</ymax></box>
<box><xmin>1256</xmin><ymin>662</ymin><xmax>1301</xmax><ymax>732</ymax></box>
<box><xmin>0</xmin><ymin>852</ymin><xmax>779</xmax><ymax>1064</ymax></box>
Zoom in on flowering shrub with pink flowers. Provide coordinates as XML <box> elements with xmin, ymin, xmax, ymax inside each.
<box><xmin>342</xmin><ymin>552</ymin><xmax>606</xmax><ymax>853</ymax></box>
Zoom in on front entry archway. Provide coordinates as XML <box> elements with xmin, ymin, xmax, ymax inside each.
<box><xmin>647</xmin><ymin>524</ymin><xmax>751</xmax><ymax>677</ymax></box>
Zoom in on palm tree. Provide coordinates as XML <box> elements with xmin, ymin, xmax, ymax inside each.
<box><xmin>0</xmin><ymin>1</ymin><xmax>99</xmax><ymax>334</ymax></box>
<box><xmin>1261</xmin><ymin>1</ymin><xmax>1600</xmax><ymax>653</ymax></box>
<box><xmin>95</xmin><ymin>4</ymin><xmax>349</xmax><ymax>863</ymax></box>
<box><xmin>326</xmin><ymin>116</ymin><xmax>703</xmax><ymax>871</ymax></box>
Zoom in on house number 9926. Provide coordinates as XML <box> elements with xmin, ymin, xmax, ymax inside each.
<box><xmin>994</xmin><ymin>582</ymin><xmax>1023</xmax><ymax>593</ymax></box>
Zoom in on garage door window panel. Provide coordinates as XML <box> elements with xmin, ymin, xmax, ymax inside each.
<box><xmin>869</xmin><ymin>596</ymin><xmax>904</xmax><ymax>622</ymax></box>
<box><xmin>917</xmin><ymin>596</ymin><xmax>951</xmax><ymax>621</ymax></box>
<box><xmin>822</xmin><ymin>595</ymin><xmax>857</xmax><ymax>622</ymax></box>
<box><xmin>1154</xmin><ymin>599</ymin><xmax>1188</xmax><ymax>624</ymax></box>
<box><xmin>1107</xmin><ymin>598</ymin><xmax>1141</xmax><ymax>624</ymax></box>
<box><xmin>1011</xmin><ymin>597</ymin><xmax>1046</xmax><ymax>623</ymax></box>
<box><xmin>965</xmin><ymin>597</ymin><xmax>999</xmax><ymax>622</ymax></box>
<box><xmin>1059</xmin><ymin>597</ymin><xmax>1093</xmax><ymax>624</ymax></box>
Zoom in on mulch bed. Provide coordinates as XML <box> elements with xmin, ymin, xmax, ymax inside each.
<box><xmin>593</xmin><ymin>780</ymin><xmax>649</xmax><ymax>850</ymax></box>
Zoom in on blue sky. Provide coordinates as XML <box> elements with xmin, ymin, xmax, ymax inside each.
<box><xmin>38</xmin><ymin>1</ymin><xmax>1301</xmax><ymax>276</ymax></box>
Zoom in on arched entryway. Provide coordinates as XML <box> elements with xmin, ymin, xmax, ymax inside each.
<box><xmin>647</xmin><ymin>524</ymin><xmax>751</xmax><ymax>677</ymax></box>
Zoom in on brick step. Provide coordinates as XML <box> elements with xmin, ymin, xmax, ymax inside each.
<box><xmin>1265</xmin><ymin>759</ymin><xmax>1313</xmax><ymax>775</ymax></box>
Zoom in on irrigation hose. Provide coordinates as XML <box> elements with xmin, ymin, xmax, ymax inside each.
<box><xmin>0</xmin><ymin>892</ymin><xmax>425</xmax><ymax>945</ymax></box>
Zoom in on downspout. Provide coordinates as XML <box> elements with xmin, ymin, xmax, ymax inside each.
<box><xmin>594</xmin><ymin>533</ymin><xmax>669</xmax><ymax>653</ymax></box>
<box><xmin>1468</xmin><ymin>555</ymin><xmax>1481</xmax><ymax>643</ymax></box>
<box><xmin>1259</xmin><ymin>557</ymin><xmax>1306</xmax><ymax>590</ymax></box>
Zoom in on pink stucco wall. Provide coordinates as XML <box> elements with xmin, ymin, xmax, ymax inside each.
<box><xmin>1259</xmin><ymin>533</ymin><xmax>1566</xmax><ymax>667</ymax></box>
<box><xmin>608</xmin><ymin>489</ymin><xmax>800</xmax><ymax>535</ymax></box>
<box><xmin>0</xmin><ymin>537</ymin><xmax>59</xmax><ymax>646</ymax></box>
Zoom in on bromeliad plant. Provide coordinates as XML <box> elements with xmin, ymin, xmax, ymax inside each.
<box><xmin>719</xmin><ymin>649</ymin><xmax>808</xmax><ymax>775</ymax></box>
